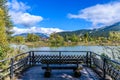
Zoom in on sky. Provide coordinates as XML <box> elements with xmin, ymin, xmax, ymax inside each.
<box><xmin>8</xmin><ymin>0</ymin><xmax>120</xmax><ymax>35</ymax></box>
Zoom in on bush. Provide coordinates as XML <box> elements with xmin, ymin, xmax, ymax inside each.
<box><xmin>26</xmin><ymin>33</ymin><xmax>40</xmax><ymax>42</ymax></box>
<box><xmin>12</xmin><ymin>36</ymin><xmax>25</xmax><ymax>44</ymax></box>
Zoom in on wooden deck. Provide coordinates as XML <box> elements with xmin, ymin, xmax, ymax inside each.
<box><xmin>0</xmin><ymin>51</ymin><xmax>120</xmax><ymax>80</ymax></box>
<box><xmin>17</xmin><ymin>65</ymin><xmax>100</xmax><ymax>80</ymax></box>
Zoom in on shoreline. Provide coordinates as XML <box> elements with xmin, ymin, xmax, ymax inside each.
<box><xmin>20</xmin><ymin>41</ymin><xmax>120</xmax><ymax>47</ymax></box>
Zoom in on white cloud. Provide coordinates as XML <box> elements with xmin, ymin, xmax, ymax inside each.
<box><xmin>68</xmin><ymin>1</ymin><xmax>120</xmax><ymax>27</ymax></box>
<box><xmin>9</xmin><ymin>0</ymin><xmax>63</xmax><ymax>35</ymax></box>
<box><xmin>8</xmin><ymin>0</ymin><xmax>43</xmax><ymax>27</ymax></box>
<box><xmin>8</xmin><ymin>0</ymin><xmax>30</xmax><ymax>12</ymax></box>
<box><xmin>10</xmin><ymin>12</ymin><xmax>43</xmax><ymax>26</ymax></box>
<box><xmin>12</xmin><ymin>27</ymin><xmax>63</xmax><ymax>35</ymax></box>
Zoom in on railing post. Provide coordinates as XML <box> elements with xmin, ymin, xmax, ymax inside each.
<box><xmin>77</xmin><ymin>59</ymin><xmax>79</xmax><ymax>68</ymax></box>
<box><xmin>90</xmin><ymin>52</ymin><xmax>92</xmax><ymax>67</ymax></box>
<box><xmin>32</xmin><ymin>51</ymin><xmax>35</xmax><ymax>65</ymax></box>
<box><xmin>103</xmin><ymin>58</ymin><xmax>106</xmax><ymax>79</ymax></box>
<box><xmin>29</xmin><ymin>51</ymin><xmax>32</xmax><ymax>66</ymax></box>
<box><xmin>10</xmin><ymin>58</ymin><xmax>14</xmax><ymax>80</ymax></box>
<box><xmin>86</xmin><ymin>52</ymin><xmax>89</xmax><ymax>66</ymax></box>
<box><xmin>59</xmin><ymin>51</ymin><xmax>61</xmax><ymax>64</ymax></box>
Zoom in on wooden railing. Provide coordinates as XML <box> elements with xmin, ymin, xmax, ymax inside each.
<box><xmin>0</xmin><ymin>51</ymin><xmax>120</xmax><ymax>80</ymax></box>
<box><xmin>0</xmin><ymin>52</ymin><xmax>29</xmax><ymax>80</ymax></box>
<box><xmin>90</xmin><ymin>52</ymin><xmax>120</xmax><ymax>80</ymax></box>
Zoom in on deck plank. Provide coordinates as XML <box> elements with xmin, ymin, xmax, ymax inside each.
<box><xmin>17</xmin><ymin>66</ymin><xmax>100</xmax><ymax>80</ymax></box>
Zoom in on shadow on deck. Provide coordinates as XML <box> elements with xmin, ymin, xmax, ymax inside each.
<box><xmin>18</xmin><ymin>65</ymin><xmax>100</xmax><ymax>80</ymax></box>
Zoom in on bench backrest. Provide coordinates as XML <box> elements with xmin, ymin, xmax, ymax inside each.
<box><xmin>41</xmin><ymin>55</ymin><xmax>84</xmax><ymax>64</ymax></box>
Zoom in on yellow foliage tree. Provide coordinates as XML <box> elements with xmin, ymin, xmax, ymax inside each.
<box><xmin>0</xmin><ymin>8</ymin><xmax>8</xmax><ymax>46</ymax></box>
<box><xmin>0</xmin><ymin>8</ymin><xmax>8</xmax><ymax>58</ymax></box>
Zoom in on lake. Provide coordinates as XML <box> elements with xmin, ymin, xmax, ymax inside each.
<box><xmin>10</xmin><ymin>44</ymin><xmax>120</xmax><ymax>61</ymax></box>
<box><xmin>29</xmin><ymin>46</ymin><xmax>120</xmax><ymax>61</ymax></box>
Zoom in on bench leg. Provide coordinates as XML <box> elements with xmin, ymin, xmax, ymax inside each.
<box><xmin>74</xmin><ymin>68</ymin><xmax>81</xmax><ymax>77</ymax></box>
<box><xmin>44</xmin><ymin>71</ymin><xmax>51</xmax><ymax>77</ymax></box>
<box><xmin>44</xmin><ymin>68</ymin><xmax>51</xmax><ymax>78</ymax></box>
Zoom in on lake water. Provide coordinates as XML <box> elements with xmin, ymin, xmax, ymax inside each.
<box><xmin>30</xmin><ymin>46</ymin><xmax>120</xmax><ymax>61</ymax></box>
<box><xmin>10</xmin><ymin>44</ymin><xmax>120</xmax><ymax>61</ymax></box>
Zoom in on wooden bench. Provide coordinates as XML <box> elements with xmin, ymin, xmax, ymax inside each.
<box><xmin>41</xmin><ymin>55</ymin><xmax>83</xmax><ymax>77</ymax></box>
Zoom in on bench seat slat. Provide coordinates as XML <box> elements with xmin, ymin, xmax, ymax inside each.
<box><xmin>42</xmin><ymin>66</ymin><xmax>77</xmax><ymax>69</ymax></box>
<box><xmin>42</xmin><ymin>64</ymin><xmax>77</xmax><ymax>69</ymax></box>
<box><xmin>41</xmin><ymin>59</ymin><xmax>83</xmax><ymax>64</ymax></box>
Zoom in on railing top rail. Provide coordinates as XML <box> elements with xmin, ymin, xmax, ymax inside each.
<box><xmin>14</xmin><ymin>52</ymin><xmax>29</xmax><ymax>58</ymax></box>
<box><xmin>90</xmin><ymin>51</ymin><xmax>101</xmax><ymax>56</ymax></box>
<box><xmin>0</xmin><ymin>58</ymin><xmax>11</xmax><ymax>63</ymax></box>
<box><xmin>0</xmin><ymin>52</ymin><xmax>30</xmax><ymax>62</ymax></box>
<box><xmin>91</xmin><ymin>51</ymin><xmax>120</xmax><ymax>65</ymax></box>
<box><xmin>31</xmin><ymin>50</ymin><xmax>91</xmax><ymax>52</ymax></box>
<box><xmin>108</xmin><ymin>59</ymin><xmax>120</xmax><ymax>65</ymax></box>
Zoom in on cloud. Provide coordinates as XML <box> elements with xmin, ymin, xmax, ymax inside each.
<box><xmin>8</xmin><ymin>0</ymin><xmax>43</xmax><ymax>27</ymax></box>
<box><xmin>8</xmin><ymin>0</ymin><xmax>63</xmax><ymax>35</ymax></box>
<box><xmin>9</xmin><ymin>11</ymin><xmax>43</xmax><ymax>26</ymax></box>
<box><xmin>12</xmin><ymin>27</ymin><xmax>63</xmax><ymax>35</ymax></box>
<box><xmin>68</xmin><ymin>1</ymin><xmax>120</xmax><ymax>27</ymax></box>
<box><xmin>8</xmin><ymin>0</ymin><xmax>30</xmax><ymax>12</ymax></box>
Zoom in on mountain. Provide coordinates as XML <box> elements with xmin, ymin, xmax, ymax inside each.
<box><xmin>13</xmin><ymin>22</ymin><xmax>120</xmax><ymax>38</ymax></box>
<box><xmin>101</xmin><ymin>22</ymin><xmax>120</xmax><ymax>31</ymax></box>
<box><xmin>90</xmin><ymin>22</ymin><xmax>120</xmax><ymax>37</ymax></box>
<box><xmin>58</xmin><ymin>29</ymin><xmax>92</xmax><ymax>37</ymax></box>
<box><xmin>57</xmin><ymin>22</ymin><xmax>120</xmax><ymax>37</ymax></box>
<box><xmin>14</xmin><ymin>33</ymin><xmax>49</xmax><ymax>38</ymax></box>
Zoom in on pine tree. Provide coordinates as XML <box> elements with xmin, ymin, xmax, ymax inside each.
<box><xmin>71</xmin><ymin>34</ymin><xmax>79</xmax><ymax>42</ymax></box>
<box><xmin>0</xmin><ymin>0</ymin><xmax>13</xmax><ymax>37</ymax></box>
<box><xmin>84</xmin><ymin>33</ymin><xmax>89</xmax><ymax>43</ymax></box>
<box><xmin>26</xmin><ymin>33</ymin><xmax>40</xmax><ymax>42</ymax></box>
<box><xmin>49</xmin><ymin>34</ymin><xmax>64</xmax><ymax>46</ymax></box>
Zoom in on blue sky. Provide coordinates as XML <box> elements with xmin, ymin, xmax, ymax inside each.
<box><xmin>8</xmin><ymin>0</ymin><xmax>120</xmax><ymax>35</ymax></box>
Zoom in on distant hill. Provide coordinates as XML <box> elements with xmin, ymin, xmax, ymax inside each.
<box><xmin>13</xmin><ymin>22</ymin><xmax>120</xmax><ymax>38</ymax></box>
<box><xmin>57</xmin><ymin>22</ymin><xmax>120</xmax><ymax>37</ymax></box>
<box><xmin>14</xmin><ymin>33</ymin><xmax>49</xmax><ymax>38</ymax></box>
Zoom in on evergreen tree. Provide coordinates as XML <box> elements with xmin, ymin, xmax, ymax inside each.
<box><xmin>64</xmin><ymin>34</ymin><xmax>69</xmax><ymax>42</ymax></box>
<box><xmin>56</xmin><ymin>34</ymin><xmax>64</xmax><ymax>45</ymax></box>
<box><xmin>49</xmin><ymin>34</ymin><xmax>64</xmax><ymax>46</ymax></box>
<box><xmin>0</xmin><ymin>0</ymin><xmax>13</xmax><ymax>37</ymax></box>
<box><xmin>84</xmin><ymin>33</ymin><xmax>89</xmax><ymax>43</ymax></box>
<box><xmin>26</xmin><ymin>33</ymin><xmax>40</xmax><ymax>42</ymax></box>
<box><xmin>69</xmin><ymin>34</ymin><xmax>79</xmax><ymax>42</ymax></box>
<box><xmin>12</xmin><ymin>36</ymin><xmax>25</xmax><ymax>44</ymax></box>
